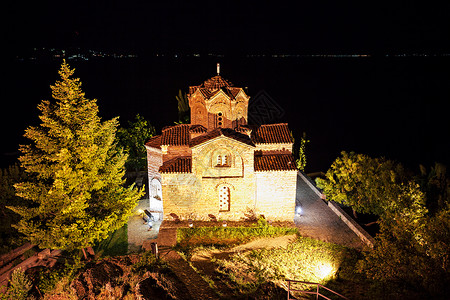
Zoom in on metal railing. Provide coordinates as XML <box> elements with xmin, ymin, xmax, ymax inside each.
<box><xmin>287</xmin><ymin>279</ymin><xmax>349</xmax><ymax>300</ymax></box>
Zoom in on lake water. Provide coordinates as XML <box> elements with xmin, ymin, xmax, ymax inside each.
<box><xmin>3</xmin><ymin>55</ymin><xmax>450</xmax><ymax>172</ymax></box>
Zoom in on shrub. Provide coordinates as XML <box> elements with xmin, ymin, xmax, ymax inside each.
<box><xmin>1</xmin><ymin>268</ymin><xmax>32</xmax><ymax>300</ymax></box>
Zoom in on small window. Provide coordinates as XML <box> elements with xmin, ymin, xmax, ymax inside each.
<box><xmin>218</xmin><ymin>112</ymin><xmax>223</xmax><ymax>116</ymax></box>
<box><xmin>216</xmin><ymin>154</ymin><xmax>230</xmax><ymax>166</ymax></box>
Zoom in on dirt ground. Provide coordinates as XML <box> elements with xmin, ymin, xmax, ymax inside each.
<box><xmin>187</xmin><ymin>234</ymin><xmax>298</xmax><ymax>299</ymax></box>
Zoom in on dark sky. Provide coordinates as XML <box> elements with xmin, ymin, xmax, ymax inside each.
<box><xmin>7</xmin><ymin>1</ymin><xmax>450</xmax><ymax>54</ymax></box>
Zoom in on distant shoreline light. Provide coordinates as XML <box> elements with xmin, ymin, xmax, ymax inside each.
<box><xmin>14</xmin><ymin>47</ymin><xmax>450</xmax><ymax>61</ymax></box>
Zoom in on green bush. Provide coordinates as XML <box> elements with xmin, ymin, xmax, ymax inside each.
<box><xmin>216</xmin><ymin>236</ymin><xmax>361</xmax><ymax>297</ymax></box>
<box><xmin>1</xmin><ymin>268</ymin><xmax>32</xmax><ymax>300</ymax></box>
<box><xmin>132</xmin><ymin>251</ymin><xmax>168</xmax><ymax>275</ymax></box>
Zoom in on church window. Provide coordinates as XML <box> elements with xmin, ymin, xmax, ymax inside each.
<box><xmin>217</xmin><ymin>112</ymin><xmax>223</xmax><ymax>127</ymax></box>
<box><xmin>219</xmin><ymin>186</ymin><xmax>230</xmax><ymax>211</ymax></box>
<box><xmin>216</xmin><ymin>154</ymin><xmax>230</xmax><ymax>166</ymax></box>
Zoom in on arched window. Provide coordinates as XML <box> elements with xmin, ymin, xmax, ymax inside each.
<box><xmin>216</xmin><ymin>154</ymin><xmax>230</xmax><ymax>166</ymax></box>
<box><xmin>219</xmin><ymin>186</ymin><xmax>230</xmax><ymax>211</ymax></box>
<box><xmin>150</xmin><ymin>178</ymin><xmax>162</xmax><ymax>200</ymax></box>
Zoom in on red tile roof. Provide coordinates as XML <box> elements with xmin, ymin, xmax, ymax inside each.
<box><xmin>251</xmin><ymin>123</ymin><xmax>293</xmax><ymax>144</ymax></box>
<box><xmin>145</xmin><ymin>135</ymin><xmax>162</xmax><ymax>149</ymax></box>
<box><xmin>189</xmin><ymin>124</ymin><xmax>208</xmax><ymax>133</ymax></box>
<box><xmin>188</xmin><ymin>75</ymin><xmax>245</xmax><ymax>102</ymax></box>
<box><xmin>254</xmin><ymin>152</ymin><xmax>297</xmax><ymax>172</ymax></box>
<box><xmin>190</xmin><ymin>128</ymin><xmax>255</xmax><ymax>147</ymax></box>
<box><xmin>160</xmin><ymin>157</ymin><xmax>192</xmax><ymax>173</ymax></box>
<box><xmin>202</xmin><ymin>75</ymin><xmax>233</xmax><ymax>90</ymax></box>
<box><xmin>146</xmin><ymin>123</ymin><xmax>293</xmax><ymax>149</ymax></box>
<box><xmin>161</xmin><ymin>124</ymin><xmax>190</xmax><ymax>146</ymax></box>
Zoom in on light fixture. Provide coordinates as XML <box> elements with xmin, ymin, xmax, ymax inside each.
<box><xmin>222</xmin><ymin>220</ymin><xmax>227</xmax><ymax>227</ymax></box>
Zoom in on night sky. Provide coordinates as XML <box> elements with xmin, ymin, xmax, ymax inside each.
<box><xmin>4</xmin><ymin>1</ymin><xmax>450</xmax><ymax>171</ymax></box>
<box><xmin>7</xmin><ymin>1</ymin><xmax>450</xmax><ymax>54</ymax></box>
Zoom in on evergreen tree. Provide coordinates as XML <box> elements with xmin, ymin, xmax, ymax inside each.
<box><xmin>9</xmin><ymin>61</ymin><xmax>142</xmax><ymax>255</ymax></box>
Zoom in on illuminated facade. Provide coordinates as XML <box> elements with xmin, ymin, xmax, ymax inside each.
<box><xmin>145</xmin><ymin>72</ymin><xmax>297</xmax><ymax>221</ymax></box>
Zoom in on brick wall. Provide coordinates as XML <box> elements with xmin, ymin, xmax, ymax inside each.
<box><xmin>145</xmin><ymin>146</ymin><xmax>163</xmax><ymax>182</ymax></box>
<box><xmin>164</xmin><ymin>146</ymin><xmax>192</xmax><ymax>161</ymax></box>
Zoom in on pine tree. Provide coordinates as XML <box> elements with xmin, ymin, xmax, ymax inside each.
<box><xmin>9</xmin><ymin>60</ymin><xmax>142</xmax><ymax>255</ymax></box>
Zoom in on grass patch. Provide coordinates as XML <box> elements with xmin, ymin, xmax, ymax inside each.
<box><xmin>177</xmin><ymin>222</ymin><xmax>298</xmax><ymax>249</ymax></box>
<box><xmin>94</xmin><ymin>224</ymin><xmax>128</xmax><ymax>257</ymax></box>
<box><xmin>215</xmin><ymin>236</ymin><xmax>364</xmax><ymax>299</ymax></box>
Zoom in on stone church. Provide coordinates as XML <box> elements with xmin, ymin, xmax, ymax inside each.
<box><xmin>145</xmin><ymin>68</ymin><xmax>298</xmax><ymax>221</ymax></box>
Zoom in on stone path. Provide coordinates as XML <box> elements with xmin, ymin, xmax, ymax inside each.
<box><xmin>142</xmin><ymin>224</ymin><xmax>218</xmax><ymax>300</ymax></box>
<box><xmin>295</xmin><ymin>173</ymin><xmax>367</xmax><ymax>250</ymax></box>
<box><xmin>127</xmin><ymin>199</ymin><xmax>162</xmax><ymax>253</ymax></box>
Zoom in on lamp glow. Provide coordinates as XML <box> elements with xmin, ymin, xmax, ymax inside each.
<box><xmin>317</xmin><ymin>263</ymin><xmax>333</xmax><ymax>279</ymax></box>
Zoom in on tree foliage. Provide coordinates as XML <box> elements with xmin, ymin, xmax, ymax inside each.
<box><xmin>9</xmin><ymin>60</ymin><xmax>142</xmax><ymax>252</ymax></box>
<box><xmin>175</xmin><ymin>89</ymin><xmax>189</xmax><ymax>124</ymax></box>
<box><xmin>0</xmin><ymin>268</ymin><xmax>32</xmax><ymax>300</ymax></box>
<box><xmin>117</xmin><ymin>114</ymin><xmax>155</xmax><ymax>171</ymax></box>
<box><xmin>316</xmin><ymin>151</ymin><xmax>418</xmax><ymax>217</ymax></box>
<box><xmin>317</xmin><ymin>152</ymin><xmax>450</xmax><ymax>295</ymax></box>
<box><xmin>295</xmin><ymin>132</ymin><xmax>310</xmax><ymax>172</ymax></box>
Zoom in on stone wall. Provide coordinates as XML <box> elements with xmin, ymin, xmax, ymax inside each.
<box><xmin>255</xmin><ymin>143</ymin><xmax>293</xmax><ymax>152</ymax></box>
<box><xmin>162</xmin><ymin>136</ymin><xmax>257</xmax><ymax>221</ymax></box>
<box><xmin>255</xmin><ymin>170</ymin><xmax>297</xmax><ymax>221</ymax></box>
<box><xmin>328</xmin><ymin>201</ymin><xmax>375</xmax><ymax>248</ymax></box>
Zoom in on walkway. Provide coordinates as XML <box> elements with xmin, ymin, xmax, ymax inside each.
<box><xmin>127</xmin><ymin>199</ymin><xmax>162</xmax><ymax>253</ymax></box>
<box><xmin>143</xmin><ymin>224</ymin><xmax>218</xmax><ymax>300</ymax></box>
<box><xmin>295</xmin><ymin>173</ymin><xmax>366</xmax><ymax>250</ymax></box>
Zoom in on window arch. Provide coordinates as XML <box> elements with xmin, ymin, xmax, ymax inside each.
<box><xmin>215</xmin><ymin>154</ymin><xmax>230</xmax><ymax>167</ymax></box>
<box><xmin>219</xmin><ymin>186</ymin><xmax>230</xmax><ymax>211</ymax></box>
<box><xmin>150</xmin><ymin>178</ymin><xmax>162</xmax><ymax>200</ymax></box>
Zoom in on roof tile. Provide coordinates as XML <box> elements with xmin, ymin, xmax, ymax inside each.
<box><xmin>251</xmin><ymin>123</ymin><xmax>293</xmax><ymax>144</ymax></box>
<box><xmin>145</xmin><ymin>135</ymin><xmax>162</xmax><ymax>149</ymax></box>
<box><xmin>161</xmin><ymin>124</ymin><xmax>190</xmax><ymax>146</ymax></box>
<box><xmin>160</xmin><ymin>157</ymin><xmax>192</xmax><ymax>173</ymax></box>
<box><xmin>190</xmin><ymin>128</ymin><xmax>255</xmax><ymax>147</ymax></box>
<box><xmin>254</xmin><ymin>152</ymin><xmax>297</xmax><ymax>171</ymax></box>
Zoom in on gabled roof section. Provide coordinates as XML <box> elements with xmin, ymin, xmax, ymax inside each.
<box><xmin>190</xmin><ymin>128</ymin><xmax>255</xmax><ymax>148</ymax></box>
<box><xmin>161</xmin><ymin>124</ymin><xmax>190</xmax><ymax>146</ymax></box>
<box><xmin>189</xmin><ymin>124</ymin><xmax>207</xmax><ymax>133</ymax></box>
<box><xmin>145</xmin><ymin>135</ymin><xmax>162</xmax><ymax>149</ymax></box>
<box><xmin>188</xmin><ymin>75</ymin><xmax>245</xmax><ymax>101</ymax></box>
<box><xmin>254</xmin><ymin>152</ymin><xmax>297</xmax><ymax>172</ymax></box>
<box><xmin>203</xmin><ymin>75</ymin><xmax>233</xmax><ymax>90</ymax></box>
<box><xmin>251</xmin><ymin>123</ymin><xmax>293</xmax><ymax>144</ymax></box>
<box><xmin>160</xmin><ymin>156</ymin><xmax>192</xmax><ymax>173</ymax></box>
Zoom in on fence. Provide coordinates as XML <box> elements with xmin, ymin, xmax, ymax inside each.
<box><xmin>286</xmin><ymin>279</ymin><xmax>349</xmax><ymax>300</ymax></box>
